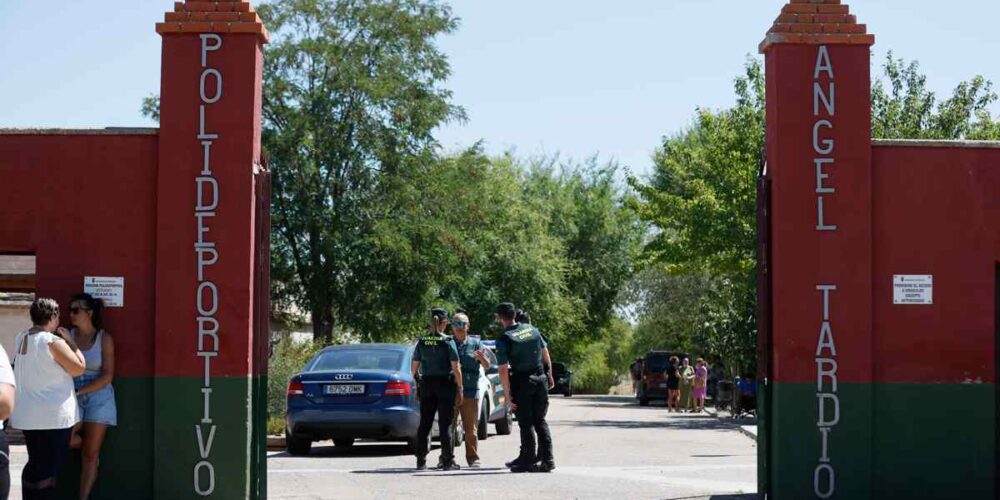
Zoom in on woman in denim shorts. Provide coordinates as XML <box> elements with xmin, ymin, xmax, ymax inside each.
<box><xmin>68</xmin><ymin>293</ymin><xmax>116</xmax><ymax>500</ymax></box>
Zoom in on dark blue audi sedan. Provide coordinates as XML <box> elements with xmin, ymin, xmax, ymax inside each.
<box><xmin>284</xmin><ymin>343</ymin><xmax>461</xmax><ymax>455</ymax></box>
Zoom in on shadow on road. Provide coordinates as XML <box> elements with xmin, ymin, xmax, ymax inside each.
<box><xmin>568</xmin><ymin>416</ymin><xmax>737</xmax><ymax>431</ymax></box>
<box><xmin>351</xmin><ymin>467</ymin><xmax>508</xmax><ymax>477</ymax></box>
<box><xmin>278</xmin><ymin>442</ymin><xmax>421</xmax><ymax>458</ymax></box>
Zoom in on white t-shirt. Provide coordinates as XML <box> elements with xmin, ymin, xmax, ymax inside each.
<box><xmin>10</xmin><ymin>330</ymin><xmax>79</xmax><ymax>430</ymax></box>
<box><xmin>0</xmin><ymin>344</ymin><xmax>14</xmax><ymax>431</ymax></box>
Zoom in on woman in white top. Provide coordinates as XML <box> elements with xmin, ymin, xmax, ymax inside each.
<box><xmin>0</xmin><ymin>334</ymin><xmax>16</xmax><ymax>500</ymax></box>
<box><xmin>67</xmin><ymin>293</ymin><xmax>116</xmax><ymax>500</ymax></box>
<box><xmin>10</xmin><ymin>298</ymin><xmax>85</xmax><ymax>500</ymax></box>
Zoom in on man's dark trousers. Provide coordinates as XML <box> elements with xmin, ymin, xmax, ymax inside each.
<box><xmin>512</xmin><ymin>371</ymin><xmax>553</xmax><ymax>464</ymax></box>
<box><xmin>416</xmin><ymin>376</ymin><xmax>457</xmax><ymax>463</ymax></box>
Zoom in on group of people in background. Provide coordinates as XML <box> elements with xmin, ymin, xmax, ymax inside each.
<box><xmin>0</xmin><ymin>295</ymin><xmax>117</xmax><ymax>500</ymax></box>
<box><xmin>666</xmin><ymin>356</ymin><xmax>708</xmax><ymax>413</ymax></box>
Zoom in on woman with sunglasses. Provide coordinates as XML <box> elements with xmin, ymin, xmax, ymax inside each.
<box><xmin>67</xmin><ymin>293</ymin><xmax>116</xmax><ymax>500</ymax></box>
<box><xmin>11</xmin><ymin>298</ymin><xmax>85</xmax><ymax>500</ymax></box>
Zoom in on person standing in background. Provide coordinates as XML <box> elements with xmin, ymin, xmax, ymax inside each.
<box><xmin>665</xmin><ymin>356</ymin><xmax>681</xmax><ymax>412</ymax></box>
<box><xmin>11</xmin><ymin>298</ymin><xmax>85</xmax><ymax>500</ymax></box>
<box><xmin>691</xmin><ymin>358</ymin><xmax>708</xmax><ymax>413</ymax></box>
<box><xmin>496</xmin><ymin>303</ymin><xmax>555</xmax><ymax>473</ymax></box>
<box><xmin>411</xmin><ymin>308</ymin><xmax>463</xmax><ymax>471</ymax></box>
<box><xmin>67</xmin><ymin>293</ymin><xmax>117</xmax><ymax>500</ymax></box>
<box><xmin>450</xmin><ymin>312</ymin><xmax>489</xmax><ymax>467</ymax></box>
<box><xmin>0</xmin><ymin>317</ymin><xmax>15</xmax><ymax>499</ymax></box>
<box><xmin>679</xmin><ymin>357</ymin><xmax>694</xmax><ymax>412</ymax></box>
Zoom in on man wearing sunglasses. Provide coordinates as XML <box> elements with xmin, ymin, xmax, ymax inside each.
<box><xmin>450</xmin><ymin>312</ymin><xmax>490</xmax><ymax>467</ymax></box>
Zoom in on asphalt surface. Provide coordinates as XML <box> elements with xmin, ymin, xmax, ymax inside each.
<box><xmin>267</xmin><ymin>395</ymin><xmax>758</xmax><ymax>500</ymax></box>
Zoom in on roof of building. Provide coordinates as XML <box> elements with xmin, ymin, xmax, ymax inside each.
<box><xmin>0</xmin><ymin>128</ymin><xmax>158</xmax><ymax>136</ymax></box>
<box><xmin>873</xmin><ymin>139</ymin><xmax>1000</xmax><ymax>149</ymax></box>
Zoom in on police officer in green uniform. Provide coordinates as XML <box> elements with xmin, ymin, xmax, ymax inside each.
<box><xmin>495</xmin><ymin>302</ymin><xmax>556</xmax><ymax>473</ymax></box>
<box><xmin>411</xmin><ymin>308</ymin><xmax>464</xmax><ymax>471</ymax></box>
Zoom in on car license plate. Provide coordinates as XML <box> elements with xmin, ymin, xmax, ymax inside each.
<box><xmin>659</xmin><ymin>383</ymin><xmax>668</xmax><ymax>388</ymax></box>
<box><xmin>324</xmin><ymin>384</ymin><xmax>365</xmax><ymax>395</ymax></box>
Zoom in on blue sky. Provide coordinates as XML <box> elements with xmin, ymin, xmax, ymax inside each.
<box><xmin>2</xmin><ymin>1</ymin><xmax>998</xmax><ymax>176</ymax></box>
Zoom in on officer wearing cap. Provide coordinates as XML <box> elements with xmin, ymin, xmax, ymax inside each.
<box><xmin>495</xmin><ymin>302</ymin><xmax>556</xmax><ymax>473</ymax></box>
<box><xmin>411</xmin><ymin>308</ymin><xmax>464</xmax><ymax>471</ymax></box>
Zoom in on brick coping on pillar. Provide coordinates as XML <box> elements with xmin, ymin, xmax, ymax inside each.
<box><xmin>759</xmin><ymin>0</ymin><xmax>874</xmax><ymax>53</ymax></box>
<box><xmin>156</xmin><ymin>1</ymin><xmax>269</xmax><ymax>43</ymax></box>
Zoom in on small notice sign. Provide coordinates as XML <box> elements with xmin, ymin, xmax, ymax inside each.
<box><xmin>84</xmin><ymin>276</ymin><xmax>125</xmax><ymax>308</ymax></box>
<box><xmin>893</xmin><ymin>275</ymin><xmax>932</xmax><ymax>305</ymax></box>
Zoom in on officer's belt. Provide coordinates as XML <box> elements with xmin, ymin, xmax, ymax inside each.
<box><xmin>511</xmin><ymin>366</ymin><xmax>545</xmax><ymax>377</ymax></box>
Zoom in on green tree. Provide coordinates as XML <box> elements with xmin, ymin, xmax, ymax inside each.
<box><xmin>872</xmin><ymin>52</ymin><xmax>1000</xmax><ymax>140</ymax></box>
<box><xmin>627</xmin><ymin>53</ymin><xmax>999</xmax><ymax>372</ymax></box>
<box><xmin>258</xmin><ymin>0</ymin><xmax>465</xmax><ymax>343</ymax></box>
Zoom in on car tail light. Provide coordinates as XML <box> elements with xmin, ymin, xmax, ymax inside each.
<box><xmin>385</xmin><ymin>380</ymin><xmax>411</xmax><ymax>396</ymax></box>
<box><xmin>287</xmin><ymin>379</ymin><xmax>304</xmax><ymax>397</ymax></box>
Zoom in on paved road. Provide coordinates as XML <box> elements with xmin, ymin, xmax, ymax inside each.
<box><xmin>268</xmin><ymin>395</ymin><xmax>758</xmax><ymax>500</ymax></box>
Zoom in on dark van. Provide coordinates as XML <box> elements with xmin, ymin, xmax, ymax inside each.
<box><xmin>637</xmin><ymin>351</ymin><xmax>686</xmax><ymax>406</ymax></box>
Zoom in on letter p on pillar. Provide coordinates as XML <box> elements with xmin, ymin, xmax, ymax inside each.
<box><xmin>201</xmin><ymin>34</ymin><xmax>222</xmax><ymax>67</ymax></box>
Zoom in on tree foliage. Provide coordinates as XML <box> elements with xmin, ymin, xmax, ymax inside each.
<box><xmin>258</xmin><ymin>0</ymin><xmax>464</xmax><ymax>342</ymax></box>
<box><xmin>627</xmin><ymin>53</ymin><xmax>1000</xmax><ymax>374</ymax></box>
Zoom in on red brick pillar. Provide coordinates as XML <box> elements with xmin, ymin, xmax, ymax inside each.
<box><xmin>154</xmin><ymin>2</ymin><xmax>268</xmax><ymax>498</ymax></box>
<box><xmin>760</xmin><ymin>2</ymin><xmax>874</xmax><ymax>498</ymax></box>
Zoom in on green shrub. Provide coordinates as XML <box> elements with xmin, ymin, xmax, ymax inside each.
<box><xmin>267</xmin><ymin>337</ymin><xmax>324</xmax><ymax>424</ymax></box>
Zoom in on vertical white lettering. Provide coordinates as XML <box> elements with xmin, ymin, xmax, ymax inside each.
<box><xmin>813</xmin><ymin>82</ymin><xmax>835</xmax><ymax>116</ymax></box>
<box><xmin>815</xmin><ymin>158</ymin><xmax>834</xmax><ymax>194</ymax></box>
<box><xmin>814</xmin><ymin>464</ymin><xmax>835</xmax><ymax>499</ymax></box>
<box><xmin>194</xmin><ymin>461</ymin><xmax>216</xmax><ymax>496</ymax></box>
<box><xmin>200</xmin><ymin>34</ymin><xmax>222</xmax><ymax>68</ymax></box>
<box><xmin>201</xmin><ymin>388</ymin><xmax>214</xmax><ymax>424</ymax></box>
<box><xmin>812</xmin><ymin>120</ymin><xmax>834</xmax><ymax>155</ymax></box>
<box><xmin>816</xmin><ymin>358</ymin><xmax>838</xmax><ymax>392</ymax></box>
<box><xmin>814</xmin><ymin>45</ymin><xmax>834</xmax><ymax>79</ymax></box>
<box><xmin>199</xmin><ymin>69</ymin><xmax>223</xmax><ymax>104</ymax></box>
<box><xmin>196</xmin><ymin>176</ymin><xmax>219</xmax><ymax>212</ymax></box>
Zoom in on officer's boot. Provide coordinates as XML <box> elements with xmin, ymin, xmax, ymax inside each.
<box><xmin>535</xmin><ymin>460</ymin><xmax>556</xmax><ymax>473</ymax></box>
<box><xmin>416</xmin><ymin>456</ymin><xmax>427</xmax><ymax>470</ymax></box>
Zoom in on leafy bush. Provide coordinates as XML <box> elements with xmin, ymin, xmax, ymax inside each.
<box><xmin>569</xmin><ymin>319</ymin><xmax>634</xmax><ymax>394</ymax></box>
<box><xmin>267</xmin><ymin>336</ymin><xmax>323</xmax><ymax>426</ymax></box>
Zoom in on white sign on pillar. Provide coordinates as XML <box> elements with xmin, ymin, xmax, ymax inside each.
<box><xmin>84</xmin><ymin>276</ymin><xmax>125</xmax><ymax>307</ymax></box>
<box><xmin>893</xmin><ymin>275</ymin><xmax>932</xmax><ymax>305</ymax></box>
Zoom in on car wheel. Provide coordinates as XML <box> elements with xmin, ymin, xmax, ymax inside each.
<box><xmin>495</xmin><ymin>408</ymin><xmax>513</xmax><ymax>435</ymax></box>
<box><xmin>453</xmin><ymin>424</ymin><xmax>463</xmax><ymax>448</ymax></box>
<box><xmin>286</xmin><ymin>431</ymin><xmax>312</xmax><ymax>456</ymax></box>
<box><xmin>477</xmin><ymin>401</ymin><xmax>489</xmax><ymax>441</ymax></box>
<box><xmin>333</xmin><ymin>438</ymin><xmax>355</xmax><ymax>448</ymax></box>
<box><xmin>639</xmin><ymin>394</ymin><xmax>649</xmax><ymax>406</ymax></box>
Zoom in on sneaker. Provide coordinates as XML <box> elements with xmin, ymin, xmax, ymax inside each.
<box><xmin>416</xmin><ymin>458</ymin><xmax>426</xmax><ymax>470</ymax></box>
<box><xmin>535</xmin><ymin>461</ymin><xmax>556</xmax><ymax>473</ymax></box>
<box><xmin>468</xmin><ymin>460</ymin><xmax>481</xmax><ymax>468</ymax></box>
<box><xmin>440</xmin><ymin>461</ymin><xmax>461</xmax><ymax>471</ymax></box>
<box><xmin>510</xmin><ymin>463</ymin><xmax>537</xmax><ymax>473</ymax></box>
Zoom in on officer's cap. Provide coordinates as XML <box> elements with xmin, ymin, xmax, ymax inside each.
<box><xmin>495</xmin><ymin>302</ymin><xmax>516</xmax><ymax>316</ymax></box>
<box><xmin>430</xmin><ymin>307</ymin><xmax>449</xmax><ymax>321</ymax></box>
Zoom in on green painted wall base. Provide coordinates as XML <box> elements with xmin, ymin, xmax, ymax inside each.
<box><xmin>154</xmin><ymin>377</ymin><xmax>255</xmax><ymax>500</ymax></box>
<box><xmin>766</xmin><ymin>383</ymin><xmax>995</xmax><ymax>499</ymax></box>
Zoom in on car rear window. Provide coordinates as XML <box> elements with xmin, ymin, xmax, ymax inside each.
<box><xmin>309</xmin><ymin>350</ymin><xmax>404</xmax><ymax>372</ymax></box>
<box><xmin>646</xmin><ymin>354</ymin><xmax>668</xmax><ymax>372</ymax></box>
